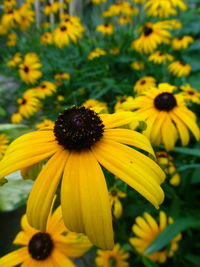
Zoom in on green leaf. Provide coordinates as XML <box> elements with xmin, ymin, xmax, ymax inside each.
<box><xmin>0</xmin><ymin>107</ymin><xmax>6</xmax><ymax>116</ymax></box>
<box><xmin>0</xmin><ymin>172</ymin><xmax>33</xmax><ymax>211</ymax></box>
<box><xmin>0</xmin><ymin>178</ymin><xmax>8</xmax><ymax>186</ymax></box>
<box><xmin>0</xmin><ymin>124</ymin><xmax>28</xmax><ymax>131</ymax></box>
<box><xmin>173</xmin><ymin>146</ymin><xmax>200</xmax><ymax>157</ymax></box>
<box><xmin>144</xmin><ymin>217</ymin><xmax>200</xmax><ymax>255</ymax></box>
<box><xmin>176</xmin><ymin>164</ymin><xmax>200</xmax><ymax>172</ymax></box>
<box><xmin>142</xmin><ymin>257</ymin><xmax>159</xmax><ymax>267</ymax></box>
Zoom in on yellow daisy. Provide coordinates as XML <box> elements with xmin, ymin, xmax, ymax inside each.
<box><xmin>168</xmin><ymin>61</ymin><xmax>191</xmax><ymax>77</ymax></box>
<box><xmin>7</xmin><ymin>52</ymin><xmax>22</xmax><ymax>67</ymax></box>
<box><xmin>109</xmin><ymin>187</ymin><xmax>126</xmax><ymax>219</ymax></box>
<box><xmin>0</xmin><ymin>134</ymin><xmax>9</xmax><ymax>160</ymax></box>
<box><xmin>6</xmin><ymin>32</ymin><xmax>17</xmax><ymax>46</ymax></box>
<box><xmin>16</xmin><ymin>3</ymin><xmax>35</xmax><ymax>30</ymax></box>
<box><xmin>3</xmin><ymin>0</ymin><xmax>17</xmax><ymax>10</ymax></box>
<box><xmin>35</xmin><ymin>119</ymin><xmax>55</xmax><ymax>130</ymax></box>
<box><xmin>131</xmin><ymin>61</ymin><xmax>144</xmax><ymax>71</ymax></box>
<box><xmin>130</xmin><ymin>211</ymin><xmax>182</xmax><ymax>263</ymax></box>
<box><xmin>88</xmin><ymin>48</ymin><xmax>106</xmax><ymax>60</ymax></box>
<box><xmin>148</xmin><ymin>51</ymin><xmax>174</xmax><ymax>64</ymax></box>
<box><xmin>0</xmin><ymin>206</ymin><xmax>92</xmax><ymax>267</ymax></box>
<box><xmin>34</xmin><ymin>81</ymin><xmax>57</xmax><ymax>99</ymax></box>
<box><xmin>145</xmin><ymin>0</ymin><xmax>177</xmax><ymax>18</ymax></box>
<box><xmin>172</xmin><ymin>36</ymin><xmax>194</xmax><ymax>50</ymax></box>
<box><xmin>131</xmin><ymin>83</ymin><xmax>200</xmax><ymax>151</ymax></box>
<box><xmin>180</xmin><ymin>84</ymin><xmax>200</xmax><ymax>104</ymax></box>
<box><xmin>0</xmin><ymin>107</ymin><xmax>165</xmax><ymax>249</ymax></box>
<box><xmin>11</xmin><ymin>112</ymin><xmax>23</xmax><ymax>124</ymax></box>
<box><xmin>96</xmin><ymin>23</ymin><xmax>114</xmax><ymax>35</ymax></box>
<box><xmin>19</xmin><ymin>53</ymin><xmax>42</xmax><ymax>84</ymax></box>
<box><xmin>156</xmin><ymin>151</ymin><xmax>180</xmax><ymax>186</ymax></box>
<box><xmin>40</xmin><ymin>32</ymin><xmax>53</xmax><ymax>45</ymax></box>
<box><xmin>95</xmin><ymin>244</ymin><xmax>130</xmax><ymax>267</ymax></box>
<box><xmin>82</xmin><ymin>99</ymin><xmax>108</xmax><ymax>113</ymax></box>
<box><xmin>115</xmin><ymin>96</ymin><xmax>136</xmax><ymax>112</ymax></box>
<box><xmin>134</xmin><ymin>76</ymin><xmax>156</xmax><ymax>94</ymax></box>
<box><xmin>17</xmin><ymin>90</ymin><xmax>41</xmax><ymax>118</ymax></box>
<box><xmin>118</xmin><ymin>16</ymin><xmax>132</xmax><ymax>25</ymax></box>
<box><xmin>109</xmin><ymin>47</ymin><xmax>120</xmax><ymax>55</ymax></box>
<box><xmin>1</xmin><ymin>8</ymin><xmax>21</xmax><ymax>29</ymax></box>
<box><xmin>132</xmin><ymin>21</ymin><xmax>172</xmax><ymax>54</ymax></box>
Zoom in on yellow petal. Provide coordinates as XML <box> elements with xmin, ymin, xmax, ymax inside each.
<box><xmin>0</xmin><ymin>248</ymin><xmax>28</xmax><ymax>267</ymax></box>
<box><xmin>61</xmin><ymin>150</ymin><xmax>114</xmax><ymax>249</ymax></box>
<box><xmin>161</xmin><ymin>115</ymin><xmax>177</xmax><ymax>151</ymax></box>
<box><xmin>92</xmin><ymin>138</ymin><xmax>165</xmax><ymax>208</ymax></box>
<box><xmin>51</xmin><ymin>249</ymin><xmax>76</xmax><ymax>267</ymax></box>
<box><xmin>100</xmin><ymin>112</ymin><xmax>139</xmax><ymax>129</ymax></box>
<box><xmin>104</xmin><ymin>128</ymin><xmax>155</xmax><ymax>157</ymax></box>
<box><xmin>27</xmin><ymin>149</ymin><xmax>69</xmax><ymax>231</ymax></box>
<box><xmin>159</xmin><ymin>211</ymin><xmax>167</xmax><ymax>231</ymax></box>
<box><xmin>143</xmin><ymin>212</ymin><xmax>160</xmax><ymax>233</ymax></box>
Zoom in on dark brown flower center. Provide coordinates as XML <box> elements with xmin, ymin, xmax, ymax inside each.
<box><xmin>140</xmin><ymin>80</ymin><xmax>146</xmax><ymax>85</ymax></box>
<box><xmin>21</xmin><ymin>98</ymin><xmax>26</xmax><ymax>105</ymax></box>
<box><xmin>188</xmin><ymin>90</ymin><xmax>194</xmax><ymax>95</ymax></box>
<box><xmin>108</xmin><ymin>256</ymin><xmax>117</xmax><ymax>267</ymax></box>
<box><xmin>28</xmin><ymin>232</ymin><xmax>54</xmax><ymax>261</ymax></box>
<box><xmin>144</xmin><ymin>26</ymin><xmax>153</xmax><ymax>36</ymax></box>
<box><xmin>111</xmin><ymin>190</ymin><xmax>118</xmax><ymax>197</ymax></box>
<box><xmin>24</xmin><ymin>66</ymin><xmax>29</xmax><ymax>73</ymax></box>
<box><xmin>54</xmin><ymin>106</ymin><xmax>104</xmax><ymax>151</ymax></box>
<box><xmin>180</xmin><ymin>61</ymin><xmax>186</xmax><ymax>66</ymax></box>
<box><xmin>41</xmin><ymin>84</ymin><xmax>46</xmax><ymax>89</ymax></box>
<box><xmin>60</xmin><ymin>26</ymin><xmax>67</xmax><ymax>31</ymax></box>
<box><xmin>154</xmin><ymin>92</ymin><xmax>177</xmax><ymax>111</ymax></box>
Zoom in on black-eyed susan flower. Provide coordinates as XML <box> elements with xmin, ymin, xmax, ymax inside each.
<box><xmin>0</xmin><ymin>134</ymin><xmax>9</xmax><ymax>160</ymax></box>
<box><xmin>172</xmin><ymin>36</ymin><xmax>194</xmax><ymax>50</ymax></box>
<box><xmin>17</xmin><ymin>90</ymin><xmax>41</xmax><ymax>118</ymax></box>
<box><xmin>168</xmin><ymin>61</ymin><xmax>191</xmax><ymax>77</ymax></box>
<box><xmin>40</xmin><ymin>32</ymin><xmax>53</xmax><ymax>45</ymax></box>
<box><xmin>96</xmin><ymin>23</ymin><xmax>114</xmax><ymax>35</ymax></box>
<box><xmin>0</xmin><ymin>107</ymin><xmax>165</xmax><ymax>249</ymax></box>
<box><xmin>115</xmin><ymin>96</ymin><xmax>135</xmax><ymax>112</ymax></box>
<box><xmin>180</xmin><ymin>84</ymin><xmax>200</xmax><ymax>104</ymax></box>
<box><xmin>131</xmin><ymin>83</ymin><xmax>200</xmax><ymax>151</ymax></box>
<box><xmin>156</xmin><ymin>151</ymin><xmax>180</xmax><ymax>186</ymax></box>
<box><xmin>1</xmin><ymin>8</ymin><xmax>20</xmax><ymax>28</ymax></box>
<box><xmin>0</xmin><ymin>206</ymin><xmax>92</xmax><ymax>267</ymax></box>
<box><xmin>109</xmin><ymin>47</ymin><xmax>120</xmax><ymax>55</ymax></box>
<box><xmin>16</xmin><ymin>3</ymin><xmax>35</xmax><ymax>30</ymax></box>
<box><xmin>19</xmin><ymin>53</ymin><xmax>42</xmax><ymax>84</ymax></box>
<box><xmin>131</xmin><ymin>61</ymin><xmax>144</xmax><ymax>71</ymax></box>
<box><xmin>35</xmin><ymin>119</ymin><xmax>55</xmax><ymax>130</ymax></box>
<box><xmin>6</xmin><ymin>32</ymin><xmax>17</xmax><ymax>46</ymax></box>
<box><xmin>88</xmin><ymin>48</ymin><xmax>106</xmax><ymax>60</ymax></box>
<box><xmin>95</xmin><ymin>244</ymin><xmax>130</xmax><ymax>267</ymax></box>
<box><xmin>148</xmin><ymin>51</ymin><xmax>174</xmax><ymax>64</ymax></box>
<box><xmin>145</xmin><ymin>0</ymin><xmax>177</xmax><ymax>18</ymax></box>
<box><xmin>132</xmin><ymin>21</ymin><xmax>172</xmax><ymax>54</ymax></box>
<box><xmin>11</xmin><ymin>112</ymin><xmax>23</xmax><ymax>124</ymax></box>
<box><xmin>7</xmin><ymin>52</ymin><xmax>22</xmax><ymax>67</ymax></box>
<box><xmin>109</xmin><ymin>187</ymin><xmax>126</xmax><ymax>219</ymax></box>
<box><xmin>44</xmin><ymin>2</ymin><xmax>65</xmax><ymax>15</ymax></box>
<box><xmin>3</xmin><ymin>0</ymin><xmax>17</xmax><ymax>10</ymax></box>
<box><xmin>166</xmin><ymin>19</ymin><xmax>182</xmax><ymax>29</ymax></box>
<box><xmin>134</xmin><ymin>76</ymin><xmax>156</xmax><ymax>94</ymax></box>
<box><xmin>130</xmin><ymin>211</ymin><xmax>182</xmax><ymax>263</ymax></box>
<box><xmin>122</xmin><ymin>6</ymin><xmax>138</xmax><ymax>16</ymax></box>
<box><xmin>118</xmin><ymin>16</ymin><xmax>132</xmax><ymax>25</ymax></box>
<box><xmin>34</xmin><ymin>81</ymin><xmax>57</xmax><ymax>99</ymax></box>
<box><xmin>102</xmin><ymin>3</ymin><xmax>123</xmax><ymax>17</ymax></box>
<box><xmin>82</xmin><ymin>99</ymin><xmax>108</xmax><ymax>113</ymax></box>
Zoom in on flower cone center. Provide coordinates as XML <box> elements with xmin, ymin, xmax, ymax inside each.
<box><xmin>154</xmin><ymin>92</ymin><xmax>177</xmax><ymax>111</ymax></box>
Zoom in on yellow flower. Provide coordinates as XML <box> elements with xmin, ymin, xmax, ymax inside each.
<box><xmin>53</xmin><ymin>19</ymin><xmax>83</xmax><ymax>48</ymax></box>
<box><xmin>131</xmin><ymin>83</ymin><xmax>200</xmax><ymax>151</ymax></box>
<box><xmin>7</xmin><ymin>52</ymin><xmax>22</xmax><ymax>67</ymax></box>
<box><xmin>148</xmin><ymin>51</ymin><xmax>174</xmax><ymax>64</ymax></box>
<box><xmin>35</xmin><ymin>119</ymin><xmax>55</xmax><ymax>130</ymax></box>
<box><xmin>109</xmin><ymin>47</ymin><xmax>120</xmax><ymax>54</ymax></box>
<box><xmin>130</xmin><ymin>61</ymin><xmax>144</xmax><ymax>70</ymax></box>
<box><xmin>134</xmin><ymin>76</ymin><xmax>156</xmax><ymax>93</ymax></box>
<box><xmin>109</xmin><ymin>187</ymin><xmax>126</xmax><ymax>219</ymax></box>
<box><xmin>54</xmin><ymin>72</ymin><xmax>71</xmax><ymax>81</ymax></box>
<box><xmin>19</xmin><ymin>53</ymin><xmax>42</xmax><ymax>84</ymax></box>
<box><xmin>180</xmin><ymin>84</ymin><xmax>200</xmax><ymax>104</ymax></box>
<box><xmin>168</xmin><ymin>61</ymin><xmax>191</xmax><ymax>77</ymax></box>
<box><xmin>17</xmin><ymin>90</ymin><xmax>41</xmax><ymax>118</ymax></box>
<box><xmin>11</xmin><ymin>112</ymin><xmax>23</xmax><ymax>124</ymax></box>
<box><xmin>40</xmin><ymin>32</ymin><xmax>53</xmax><ymax>45</ymax></box>
<box><xmin>172</xmin><ymin>36</ymin><xmax>194</xmax><ymax>50</ymax></box>
<box><xmin>44</xmin><ymin>2</ymin><xmax>66</xmax><ymax>15</ymax></box>
<box><xmin>16</xmin><ymin>3</ymin><xmax>35</xmax><ymax>30</ymax></box>
<box><xmin>88</xmin><ymin>48</ymin><xmax>106</xmax><ymax>60</ymax></box>
<box><xmin>92</xmin><ymin>0</ymin><xmax>107</xmax><ymax>4</ymax></box>
<box><xmin>102</xmin><ymin>3</ymin><xmax>123</xmax><ymax>17</ymax></box>
<box><xmin>0</xmin><ymin>134</ymin><xmax>9</xmax><ymax>160</ymax></box>
<box><xmin>3</xmin><ymin>0</ymin><xmax>17</xmax><ymax>10</ymax></box>
<box><xmin>82</xmin><ymin>99</ymin><xmax>108</xmax><ymax>113</ymax></box>
<box><xmin>0</xmin><ymin>206</ymin><xmax>92</xmax><ymax>267</ymax></box>
<box><xmin>132</xmin><ymin>21</ymin><xmax>172</xmax><ymax>54</ymax></box>
<box><xmin>115</xmin><ymin>96</ymin><xmax>136</xmax><ymax>112</ymax></box>
<box><xmin>130</xmin><ymin>211</ymin><xmax>182</xmax><ymax>263</ymax></box>
<box><xmin>96</xmin><ymin>23</ymin><xmax>114</xmax><ymax>35</ymax></box>
<box><xmin>6</xmin><ymin>32</ymin><xmax>17</xmax><ymax>46</ymax></box>
<box><xmin>1</xmin><ymin>8</ymin><xmax>21</xmax><ymax>29</ymax></box>
<box><xmin>34</xmin><ymin>81</ymin><xmax>57</xmax><ymax>99</ymax></box>
<box><xmin>156</xmin><ymin>151</ymin><xmax>180</xmax><ymax>186</ymax></box>
<box><xmin>118</xmin><ymin>16</ymin><xmax>132</xmax><ymax>25</ymax></box>
<box><xmin>57</xmin><ymin>95</ymin><xmax>65</xmax><ymax>101</ymax></box>
<box><xmin>0</xmin><ymin>23</ymin><xmax>8</xmax><ymax>35</ymax></box>
<box><xmin>165</xmin><ymin>19</ymin><xmax>182</xmax><ymax>29</ymax></box>
<box><xmin>96</xmin><ymin>244</ymin><xmax>130</xmax><ymax>267</ymax></box>
<box><xmin>0</xmin><ymin>107</ymin><xmax>165</xmax><ymax>249</ymax></box>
